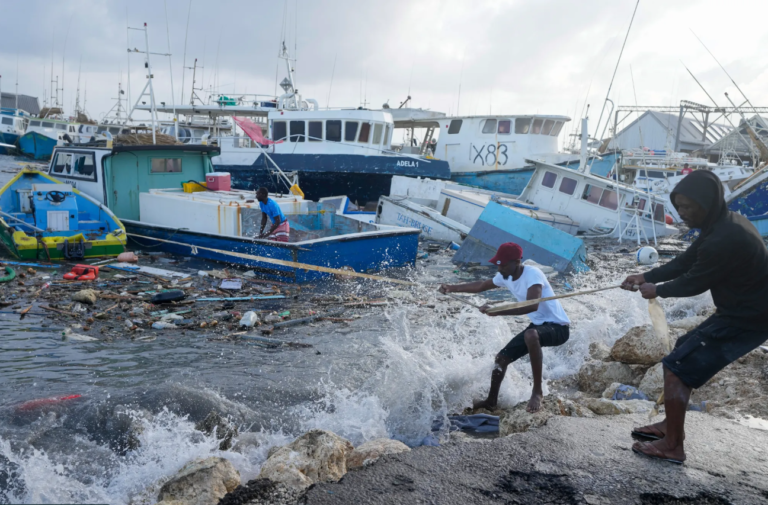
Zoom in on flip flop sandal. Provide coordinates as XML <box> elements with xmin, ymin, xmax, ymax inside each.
<box><xmin>632</xmin><ymin>443</ymin><xmax>684</xmax><ymax>465</ymax></box>
<box><xmin>631</xmin><ymin>427</ymin><xmax>664</xmax><ymax>441</ymax></box>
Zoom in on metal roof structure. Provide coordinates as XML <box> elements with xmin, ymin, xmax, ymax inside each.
<box><xmin>0</xmin><ymin>92</ymin><xmax>40</xmax><ymax>116</ymax></box>
<box><xmin>608</xmin><ymin>109</ymin><xmax>731</xmax><ymax>152</ymax></box>
<box><xmin>703</xmin><ymin>115</ymin><xmax>768</xmax><ymax>159</ymax></box>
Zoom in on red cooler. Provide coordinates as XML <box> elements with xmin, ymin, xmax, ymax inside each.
<box><xmin>206</xmin><ymin>172</ymin><xmax>231</xmax><ymax>191</ymax></box>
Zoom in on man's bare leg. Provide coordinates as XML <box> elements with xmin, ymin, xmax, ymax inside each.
<box><xmin>523</xmin><ymin>329</ymin><xmax>544</xmax><ymax>413</ymax></box>
<box><xmin>473</xmin><ymin>354</ymin><xmax>511</xmax><ymax>410</ymax></box>
<box><xmin>633</xmin><ymin>366</ymin><xmax>690</xmax><ymax>462</ymax></box>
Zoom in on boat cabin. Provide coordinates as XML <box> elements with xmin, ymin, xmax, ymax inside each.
<box><xmin>46</xmin><ymin>145</ymin><xmax>219</xmax><ymax>222</ymax></box>
<box><xmin>222</xmin><ymin>108</ymin><xmax>395</xmax><ymax>156</ymax></box>
<box><xmin>396</xmin><ymin>115</ymin><xmax>574</xmax><ymax>173</ymax></box>
<box><xmin>520</xmin><ymin>159</ymin><xmax>676</xmax><ymax>239</ymax></box>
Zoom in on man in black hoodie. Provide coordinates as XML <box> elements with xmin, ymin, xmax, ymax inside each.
<box><xmin>621</xmin><ymin>170</ymin><xmax>768</xmax><ymax>464</ymax></box>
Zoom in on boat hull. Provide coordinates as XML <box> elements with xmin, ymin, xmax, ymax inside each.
<box><xmin>214</xmin><ymin>153</ymin><xmax>451</xmax><ymax>205</ymax></box>
<box><xmin>376</xmin><ymin>196</ymin><xmax>470</xmax><ymax>244</ymax></box>
<box><xmin>124</xmin><ymin>220</ymin><xmax>420</xmax><ymax>283</ymax></box>
<box><xmin>747</xmin><ymin>214</ymin><xmax>768</xmax><ymax>237</ymax></box>
<box><xmin>19</xmin><ymin>132</ymin><xmax>58</xmax><ymax>160</ymax></box>
<box><xmin>453</xmin><ymin>201</ymin><xmax>589</xmax><ymax>273</ymax></box>
<box><xmin>0</xmin><ymin>170</ymin><xmax>127</xmax><ymax>260</ymax></box>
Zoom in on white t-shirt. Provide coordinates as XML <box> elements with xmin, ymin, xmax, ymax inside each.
<box><xmin>492</xmin><ymin>266</ymin><xmax>570</xmax><ymax>326</ymax></box>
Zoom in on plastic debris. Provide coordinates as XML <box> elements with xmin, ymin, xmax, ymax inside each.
<box><xmin>150</xmin><ymin>290</ymin><xmax>186</xmax><ymax>304</ymax></box>
<box><xmin>151</xmin><ymin>321</ymin><xmax>177</xmax><ymax>330</ymax></box>
<box><xmin>220</xmin><ymin>279</ymin><xmax>243</xmax><ymax>291</ymax></box>
<box><xmin>239</xmin><ymin>311</ymin><xmax>259</xmax><ymax>328</ymax></box>
<box><xmin>117</xmin><ymin>252</ymin><xmax>139</xmax><ymax>263</ymax></box>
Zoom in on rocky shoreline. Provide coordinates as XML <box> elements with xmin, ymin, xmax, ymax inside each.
<box><xmin>147</xmin><ymin>318</ymin><xmax>768</xmax><ymax>505</ymax></box>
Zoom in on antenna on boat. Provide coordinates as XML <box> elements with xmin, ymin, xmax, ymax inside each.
<box><xmin>589</xmin><ymin>0</ymin><xmax>640</xmax><ymax>174</ymax></box>
<box><xmin>163</xmin><ymin>0</ymin><xmax>179</xmax><ymax>140</ymax></box>
<box><xmin>180</xmin><ymin>0</ymin><xmax>192</xmax><ymax>106</ymax></box>
<box><xmin>681</xmin><ymin>62</ymin><xmax>755</xmax><ymax>162</ymax></box>
<box><xmin>326</xmin><ymin>53</ymin><xmax>337</xmax><ymax>109</ymax></box>
<box><xmin>15</xmin><ymin>53</ymin><xmax>19</xmax><ymax>111</ymax></box>
<box><xmin>127</xmin><ymin>22</ymin><xmax>166</xmax><ymax>144</ymax></box>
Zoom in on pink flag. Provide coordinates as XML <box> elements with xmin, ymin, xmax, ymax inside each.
<box><xmin>233</xmin><ymin>116</ymin><xmax>283</xmax><ymax>145</ymax></box>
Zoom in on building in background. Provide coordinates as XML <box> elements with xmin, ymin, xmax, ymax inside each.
<box><xmin>607</xmin><ymin>110</ymin><xmax>731</xmax><ymax>154</ymax></box>
<box><xmin>0</xmin><ymin>92</ymin><xmax>40</xmax><ymax>116</ymax></box>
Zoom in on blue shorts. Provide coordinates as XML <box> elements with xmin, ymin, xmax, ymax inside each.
<box><xmin>662</xmin><ymin>316</ymin><xmax>768</xmax><ymax>389</ymax></box>
<box><xmin>498</xmin><ymin>323</ymin><xmax>570</xmax><ymax>362</ymax></box>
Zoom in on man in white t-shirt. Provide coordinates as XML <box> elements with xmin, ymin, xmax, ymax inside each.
<box><xmin>439</xmin><ymin>242</ymin><xmax>571</xmax><ymax>413</ymax></box>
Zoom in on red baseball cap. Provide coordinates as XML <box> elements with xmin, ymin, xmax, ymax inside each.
<box><xmin>489</xmin><ymin>242</ymin><xmax>523</xmax><ymax>265</ymax></box>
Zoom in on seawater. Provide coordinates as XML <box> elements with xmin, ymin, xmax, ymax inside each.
<box><xmin>0</xmin><ymin>153</ymin><xmax>714</xmax><ymax>504</ymax></box>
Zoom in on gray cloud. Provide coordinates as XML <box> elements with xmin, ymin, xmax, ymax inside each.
<box><xmin>1</xmin><ymin>0</ymin><xmax>766</xmax><ymax>141</ymax></box>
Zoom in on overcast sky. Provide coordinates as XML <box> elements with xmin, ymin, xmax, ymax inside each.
<box><xmin>2</xmin><ymin>0</ymin><xmax>767</xmax><ymax>142</ymax></box>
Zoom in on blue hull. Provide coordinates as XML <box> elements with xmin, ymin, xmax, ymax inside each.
<box><xmin>0</xmin><ymin>132</ymin><xmax>19</xmax><ymax>155</ymax></box>
<box><xmin>215</xmin><ymin>153</ymin><xmax>451</xmax><ymax>205</ymax></box>
<box><xmin>748</xmin><ymin>214</ymin><xmax>768</xmax><ymax>237</ymax></box>
<box><xmin>124</xmin><ymin>220</ymin><xmax>420</xmax><ymax>283</ymax></box>
<box><xmin>19</xmin><ymin>132</ymin><xmax>57</xmax><ymax>160</ymax></box>
<box><xmin>728</xmin><ymin>178</ymin><xmax>768</xmax><ymax>218</ymax></box>
<box><xmin>453</xmin><ymin>201</ymin><xmax>589</xmax><ymax>273</ymax></box>
<box><xmin>450</xmin><ymin>153</ymin><xmax>619</xmax><ymax>196</ymax></box>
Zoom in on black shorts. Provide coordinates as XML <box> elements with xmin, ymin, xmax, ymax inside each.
<box><xmin>662</xmin><ymin>316</ymin><xmax>768</xmax><ymax>389</ymax></box>
<box><xmin>498</xmin><ymin>323</ymin><xmax>570</xmax><ymax>362</ymax></box>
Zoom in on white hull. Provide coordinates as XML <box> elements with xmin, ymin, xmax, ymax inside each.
<box><xmin>376</xmin><ymin>196</ymin><xmax>469</xmax><ymax>243</ymax></box>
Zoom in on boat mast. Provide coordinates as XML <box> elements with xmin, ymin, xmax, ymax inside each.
<box><xmin>127</xmin><ymin>22</ymin><xmax>167</xmax><ymax>144</ymax></box>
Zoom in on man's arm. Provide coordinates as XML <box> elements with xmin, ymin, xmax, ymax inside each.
<box><xmin>621</xmin><ymin>241</ymin><xmax>700</xmax><ymax>290</ymax></box>
<box><xmin>480</xmin><ymin>284</ymin><xmax>542</xmax><ymax>317</ymax></box>
<box><xmin>645</xmin><ymin>239</ymin><xmax>729</xmax><ymax>299</ymax></box>
<box><xmin>259</xmin><ymin>213</ymin><xmax>268</xmax><ymax>236</ymax></box>
<box><xmin>439</xmin><ymin>279</ymin><xmax>496</xmax><ymax>294</ymax></box>
<box><xmin>642</xmin><ymin>242</ymin><xmax>699</xmax><ymax>284</ymax></box>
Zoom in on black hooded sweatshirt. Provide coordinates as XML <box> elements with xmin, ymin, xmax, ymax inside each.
<box><xmin>643</xmin><ymin>170</ymin><xmax>768</xmax><ymax>331</ymax></box>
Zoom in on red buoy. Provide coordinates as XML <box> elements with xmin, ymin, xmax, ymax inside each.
<box><xmin>665</xmin><ymin>214</ymin><xmax>674</xmax><ymax>225</ymax></box>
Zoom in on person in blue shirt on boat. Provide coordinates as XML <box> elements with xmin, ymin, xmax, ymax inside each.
<box><xmin>256</xmin><ymin>187</ymin><xmax>290</xmax><ymax>242</ymax></box>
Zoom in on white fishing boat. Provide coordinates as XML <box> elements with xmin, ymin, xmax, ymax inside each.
<box><xmin>136</xmin><ymin>45</ymin><xmax>450</xmax><ymax>206</ymax></box>
<box><xmin>619</xmin><ymin>148</ymin><xmax>753</xmax><ymax>222</ymax></box>
<box><xmin>376</xmin><ymin>175</ymin><xmax>579</xmax><ymax>243</ymax></box>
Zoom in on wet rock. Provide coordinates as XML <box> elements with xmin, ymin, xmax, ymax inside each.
<box><xmin>577</xmin><ymin>361</ymin><xmax>644</xmax><ymax>394</ymax></box>
<box><xmin>258</xmin><ymin>429</ymin><xmax>354</xmax><ymax>491</ymax></box>
<box><xmin>639</xmin><ymin>363</ymin><xmax>665</xmax><ymax>399</ymax></box>
<box><xmin>72</xmin><ymin>289</ymin><xmax>98</xmax><ymax>305</ymax></box>
<box><xmin>498</xmin><ymin>398</ymin><xmax>587</xmax><ymax>436</ymax></box>
<box><xmin>195</xmin><ymin>411</ymin><xmax>239</xmax><ymax>451</ymax></box>
<box><xmin>610</xmin><ymin>325</ymin><xmax>668</xmax><ymax>365</ymax></box>
<box><xmin>218</xmin><ymin>478</ymin><xmax>302</xmax><ymax>505</ymax></box>
<box><xmin>579</xmin><ymin>398</ymin><xmax>656</xmax><ymax>415</ymax></box>
<box><xmin>157</xmin><ymin>456</ymin><xmax>240</xmax><ymax>505</ymax></box>
<box><xmin>266</xmin><ymin>444</ymin><xmax>283</xmax><ymax>459</ymax></box>
<box><xmin>347</xmin><ymin>439</ymin><xmax>411</xmax><ymax>469</ymax></box>
<box><xmin>588</xmin><ymin>341</ymin><xmax>611</xmax><ymax>361</ymax></box>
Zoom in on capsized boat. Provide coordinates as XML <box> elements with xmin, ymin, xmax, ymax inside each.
<box><xmin>375</xmin><ymin>176</ymin><xmax>579</xmax><ymax>244</ymax></box>
<box><xmin>727</xmin><ymin>166</ymin><xmax>768</xmax><ymax>237</ymax></box>
<box><xmin>0</xmin><ymin>170</ymin><xmax>126</xmax><ymax>260</ymax></box>
<box><xmin>46</xmin><ymin>144</ymin><xmax>421</xmax><ymax>283</ymax></box>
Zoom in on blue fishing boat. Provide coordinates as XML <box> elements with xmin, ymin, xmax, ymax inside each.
<box><xmin>0</xmin><ymin>170</ymin><xmax>126</xmax><ymax>260</ymax></box>
<box><xmin>452</xmin><ymin>201</ymin><xmax>589</xmax><ymax>273</ymax></box>
<box><xmin>45</xmin><ymin>144</ymin><xmax>421</xmax><ymax>282</ymax></box>
<box><xmin>19</xmin><ymin>116</ymin><xmax>80</xmax><ymax>160</ymax></box>
<box><xmin>727</xmin><ymin>169</ymin><xmax>768</xmax><ymax>237</ymax></box>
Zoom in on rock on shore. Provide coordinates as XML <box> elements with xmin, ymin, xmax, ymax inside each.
<box><xmin>156</xmin><ymin>457</ymin><xmax>239</xmax><ymax>505</ymax></box>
